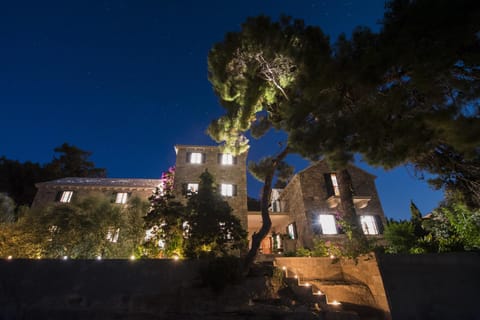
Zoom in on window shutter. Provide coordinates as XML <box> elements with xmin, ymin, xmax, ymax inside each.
<box><xmin>217</xmin><ymin>153</ymin><xmax>222</xmax><ymax>164</ymax></box>
<box><xmin>110</xmin><ymin>192</ymin><xmax>116</xmax><ymax>203</ymax></box>
<box><xmin>233</xmin><ymin>156</ymin><xmax>238</xmax><ymax>165</ymax></box>
<box><xmin>55</xmin><ymin>191</ymin><xmax>63</xmax><ymax>202</ymax></box>
<box><xmin>186</xmin><ymin>152</ymin><xmax>191</xmax><ymax>163</ymax></box>
<box><xmin>70</xmin><ymin>191</ymin><xmax>76</xmax><ymax>202</ymax></box>
<box><xmin>324</xmin><ymin>173</ymin><xmax>334</xmax><ymax>197</ymax></box>
<box><xmin>181</xmin><ymin>183</ymin><xmax>187</xmax><ymax>196</ymax></box>
<box><xmin>202</xmin><ymin>153</ymin><xmax>206</xmax><ymax>163</ymax></box>
<box><xmin>127</xmin><ymin>192</ymin><xmax>132</xmax><ymax>202</ymax></box>
<box><xmin>233</xmin><ymin>184</ymin><xmax>237</xmax><ymax>196</ymax></box>
<box><xmin>374</xmin><ymin>215</ymin><xmax>384</xmax><ymax>234</ymax></box>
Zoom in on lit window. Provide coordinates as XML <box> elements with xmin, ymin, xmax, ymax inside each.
<box><xmin>221</xmin><ymin>153</ymin><xmax>233</xmax><ymax>165</ymax></box>
<box><xmin>287</xmin><ymin>223</ymin><xmax>297</xmax><ymax>239</ymax></box>
<box><xmin>106</xmin><ymin>227</ymin><xmax>120</xmax><ymax>243</ymax></box>
<box><xmin>189</xmin><ymin>152</ymin><xmax>202</xmax><ymax>164</ymax></box>
<box><xmin>330</xmin><ymin>173</ymin><xmax>340</xmax><ymax>196</ymax></box>
<box><xmin>319</xmin><ymin>214</ymin><xmax>337</xmax><ymax>235</ymax></box>
<box><xmin>115</xmin><ymin>192</ymin><xmax>128</xmax><ymax>204</ymax></box>
<box><xmin>220</xmin><ymin>184</ymin><xmax>233</xmax><ymax>197</ymax></box>
<box><xmin>60</xmin><ymin>191</ymin><xmax>73</xmax><ymax>203</ymax></box>
<box><xmin>360</xmin><ymin>215</ymin><xmax>379</xmax><ymax>235</ymax></box>
<box><xmin>187</xmin><ymin>183</ymin><xmax>199</xmax><ymax>194</ymax></box>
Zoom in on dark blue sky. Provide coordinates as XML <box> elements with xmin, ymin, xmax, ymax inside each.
<box><xmin>0</xmin><ymin>0</ymin><xmax>443</xmax><ymax>220</ymax></box>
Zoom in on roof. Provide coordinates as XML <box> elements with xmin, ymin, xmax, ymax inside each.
<box><xmin>36</xmin><ymin>177</ymin><xmax>162</xmax><ymax>189</ymax></box>
<box><xmin>295</xmin><ymin>159</ymin><xmax>377</xmax><ymax>178</ymax></box>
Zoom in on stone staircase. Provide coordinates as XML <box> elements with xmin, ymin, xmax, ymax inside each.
<box><xmin>278</xmin><ymin>265</ymin><xmax>385</xmax><ymax>320</ymax></box>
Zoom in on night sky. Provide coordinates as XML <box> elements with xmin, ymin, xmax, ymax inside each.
<box><xmin>0</xmin><ymin>0</ymin><xmax>443</xmax><ymax>220</ymax></box>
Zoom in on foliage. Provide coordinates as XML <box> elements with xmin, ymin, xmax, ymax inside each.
<box><xmin>383</xmin><ymin>220</ymin><xmax>418</xmax><ymax>254</ymax></box>
<box><xmin>144</xmin><ymin>166</ymin><xmax>186</xmax><ymax>258</ymax></box>
<box><xmin>144</xmin><ymin>168</ymin><xmax>247</xmax><ymax>259</ymax></box>
<box><xmin>424</xmin><ymin>201</ymin><xmax>480</xmax><ymax>252</ymax></box>
<box><xmin>0</xmin><ymin>195</ymin><xmax>149</xmax><ymax>259</ymax></box>
<box><xmin>0</xmin><ymin>143</ymin><xmax>106</xmax><ymax>207</ymax></box>
<box><xmin>184</xmin><ymin>170</ymin><xmax>247</xmax><ymax>258</ymax></box>
<box><xmin>294</xmin><ymin>239</ymin><xmax>342</xmax><ymax>257</ymax></box>
<box><xmin>0</xmin><ymin>193</ymin><xmax>15</xmax><ymax>223</ymax></box>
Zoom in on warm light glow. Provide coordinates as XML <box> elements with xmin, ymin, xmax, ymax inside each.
<box><xmin>314</xmin><ymin>290</ymin><xmax>324</xmax><ymax>295</ymax></box>
<box><xmin>7</xmin><ymin>255</ymin><xmax>12</xmax><ymax>260</ymax></box>
<box><xmin>319</xmin><ymin>214</ymin><xmax>338</xmax><ymax>235</ymax></box>
<box><xmin>282</xmin><ymin>266</ymin><xmax>286</xmax><ymax>270</ymax></box>
<box><xmin>221</xmin><ymin>153</ymin><xmax>233</xmax><ymax>165</ymax></box>
<box><xmin>189</xmin><ymin>152</ymin><xmax>202</xmax><ymax>164</ymax></box>
<box><xmin>220</xmin><ymin>183</ymin><xmax>234</xmax><ymax>196</ymax></box>
<box><xmin>360</xmin><ymin>215</ymin><xmax>379</xmax><ymax>235</ymax></box>
<box><xmin>60</xmin><ymin>191</ymin><xmax>73</xmax><ymax>203</ymax></box>
<box><xmin>63</xmin><ymin>256</ymin><xmax>68</xmax><ymax>260</ymax></box>
<box><xmin>329</xmin><ymin>300</ymin><xmax>341</xmax><ymax>306</ymax></box>
<box><xmin>304</xmin><ymin>282</ymin><xmax>311</xmax><ymax>287</ymax></box>
<box><xmin>96</xmin><ymin>256</ymin><xmax>102</xmax><ymax>260</ymax></box>
<box><xmin>130</xmin><ymin>255</ymin><xmax>136</xmax><ymax>261</ymax></box>
<box><xmin>294</xmin><ymin>275</ymin><xmax>298</xmax><ymax>279</ymax></box>
<box><xmin>330</xmin><ymin>254</ymin><xmax>336</xmax><ymax>259</ymax></box>
<box><xmin>115</xmin><ymin>192</ymin><xmax>129</xmax><ymax>204</ymax></box>
<box><xmin>173</xmin><ymin>255</ymin><xmax>179</xmax><ymax>261</ymax></box>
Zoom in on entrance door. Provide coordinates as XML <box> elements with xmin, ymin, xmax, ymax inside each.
<box><xmin>260</xmin><ymin>236</ymin><xmax>272</xmax><ymax>254</ymax></box>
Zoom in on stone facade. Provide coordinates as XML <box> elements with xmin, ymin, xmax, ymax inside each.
<box><xmin>31</xmin><ymin>147</ymin><xmax>386</xmax><ymax>252</ymax></box>
<box><xmin>173</xmin><ymin>145</ymin><xmax>248</xmax><ymax>228</ymax></box>
<box><xmin>279</xmin><ymin>161</ymin><xmax>387</xmax><ymax>249</ymax></box>
<box><xmin>32</xmin><ymin>178</ymin><xmax>161</xmax><ymax>208</ymax></box>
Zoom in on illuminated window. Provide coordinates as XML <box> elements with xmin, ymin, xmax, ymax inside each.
<box><xmin>59</xmin><ymin>191</ymin><xmax>73</xmax><ymax>203</ymax></box>
<box><xmin>187</xmin><ymin>183</ymin><xmax>199</xmax><ymax>194</ymax></box>
<box><xmin>115</xmin><ymin>192</ymin><xmax>128</xmax><ymax>204</ymax></box>
<box><xmin>189</xmin><ymin>152</ymin><xmax>203</xmax><ymax>164</ymax></box>
<box><xmin>106</xmin><ymin>227</ymin><xmax>120</xmax><ymax>243</ymax></box>
<box><xmin>287</xmin><ymin>223</ymin><xmax>297</xmax><ymax>239</ymax></box>
<box><xmin>221</xmin><ymin>153</ymin><xmax>233</xmax><ymax>165</ymax></box>
<box><xmin>330</xmin><ymin>173</ymin><xmax>340</xmax><ymax>196</ymax></box>
<box><xmin>220</xmin><ymin>184</ymin><xmax>234</xmax><ymax>197</ymax></box>
<box><xmin>319</xmin><ymin>214</ymin><xmax>337</xmax><ymax>235</ymax></box>
<box><xmin>360</xmin><ymin>215</ymin><xmax>379</xmax><ymax>235</ymax></box>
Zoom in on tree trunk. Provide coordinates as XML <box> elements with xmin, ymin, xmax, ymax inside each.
<box><xmin>243</xmin><ymin>147</ymin><xmax>289</xmax><ymax>275</ymax></box>
<box><xmin>336</xmin><ymin>168</ymin><xmax>368</xmax><ymax>249</ymax></box>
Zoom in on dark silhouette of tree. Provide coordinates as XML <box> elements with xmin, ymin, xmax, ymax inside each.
<box><xmin>0</xmin><ymin>143</ymin><xmax>106</xmax><ymax>207</ymax></box>
<box><xmin>144</xmin><ymin>167</ymin><xmax>246</xmax><ymax>259</ymax></box>
<box><xmin>44</xmin><ymin>143</ymin><xmax>106</xmax><ymax>178</ymax></box>
<box><xmin>184</xmin><ymin>170</ymin><xmax>247</xmax><ymax>258</ymax></box>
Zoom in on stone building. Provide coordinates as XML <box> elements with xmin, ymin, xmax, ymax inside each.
<box><xmin>256</xmin><ymin>160</ymin><xmax>387</xmax><ymax>252</ymax></box>
<box><xmin>173</xmin><ymin>145</ymin><xmax>248</xmax><ymax>228</ymax></box>
<box><xmin>32</xmin><ymin>145</ymin><xmax>386</xmax><ymax>254</ymax></box>
<box><xmin>32</xmin><ymin>178</ymin><xmax>161</xmax><ymax>208</ymax></box>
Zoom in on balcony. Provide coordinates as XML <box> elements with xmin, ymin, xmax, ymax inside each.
<box><xmin>326</xmin><ymin>195</ymin><xmax>371</xmax><ymax>209</ymax></box>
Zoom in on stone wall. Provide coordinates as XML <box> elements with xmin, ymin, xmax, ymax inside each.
<box><xmin>0</xmin><ymin>259</ymin><xmax>204</xmax><ymax>319</ymax></box>
<box><xmin>279</xmin><ymin>161</ymin><xmax>386</xmax><ymax>248</ymax></box>
<box><xmin>275</xmin><ymin>255</ymin><xmax>390</xmax><ymax>318</ymax></box>
<box><xmin>174</xmin><ymin>145</ymin><xmax>248</xmax><ymax>228</ymax></box>
<box><xmin>378</xmin><ymin>252</ymin><xmax>480</xmax><ymax>320</ymax></box>
<box><xmin>32</xmin><ymin>187</ymin><xmax>154</xmax><ymax>208</ymax></box>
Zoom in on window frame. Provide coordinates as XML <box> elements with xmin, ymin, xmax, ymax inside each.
<box><xmin>59</xmin><ymin>191</ymin><xmax>73</xmax><ymax>203</ymax></box>
<box><xmin>189</xmin><ymin>152</ymin><xmax>203</xmax><ymax>164</ymax></box>
<box><xmin>319</xmin><ymin>214</ymin><xmax>338</xmax><ymax>235</ymax></box>
<box><xmin>221</xmin><ymin>153</ymin><xmax>234</xmax><ymax>165</ymax></box>
<box><xmin>360</xmin><ymin>215</ymin><xmax>379</xmax><ymax>235</ymax></box>
<box><xmin>115</xmin><ymin>192</ymin><xmax>129</xmax><ymax>204</ymax></box>
<box><xmin>187</xmin><ymin>183</ymin><xmax>199</xmax><ymax>194</ymax></box>
<box><xmin>220</xmin><ymin>183</ymin><xmax>234</xmax><ymax>197</ymax></box>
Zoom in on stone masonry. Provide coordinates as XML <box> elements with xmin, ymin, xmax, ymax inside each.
<box><xmin>280</xmin><ymin>161</ymin><xmax>387</xmax><ymax>249</ymax></box>
<box><xmin>173</xmin><ymin>145</ymin><xmax>248</xmax><ymax>228</ymax></box>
